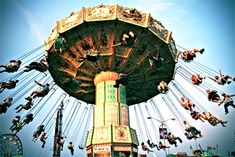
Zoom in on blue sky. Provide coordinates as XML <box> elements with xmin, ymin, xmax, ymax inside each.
<box><xmin>0</xmin><ymin>0</ymin><xmax>235</xmax><ymax>157</ymax></box>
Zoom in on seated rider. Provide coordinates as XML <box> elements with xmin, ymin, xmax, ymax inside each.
<box><xmin>23</xmin><ymin>113</ymin><xmax>34</xmax><ymax>125</ymax></box>
<box><xmin>206</xmin><ymin>90</ymin><xmax>222</xmax><ymax>103</ymax></box>
<box><xmin>77</xmin><ymin>49</ymin><xmax>100</xmax><ymax>62</ymax></box>
<box><xmin>55</xmin><ymin>135</ymin><xmax>65</xmax><ymax>150</ymax></box>
<box><xmin>147</xmin><ymin>139</ymin><xmax>160</xmax><ymax>150</ymax></box>
<box><xmin>148</xmin><ymin>50</ymin><xmax>164</xmax><ymax>69</ymax></box>
<box><xmin>220</xmin><ymin>93</ymin><xmax>235</xmax><ymax>114</ymax></box>
<box><xmin>158</xmin><ymin>141</ymin><xmax>170</xmax><ymax>150</ymax></box>
<box><xmin>112</xmin><ymin>31</ymin><xmax>136</xmax><ymax>48</ymax></box>
<box><xmin>208</xmin><ymin>69</ymin><xmax>235</xmax><ymax>85</ymax></box>
<box><xmin>113</xmin><ymin>73</ymin><xmax>129</xmax><ymax>88</ymax></box>
<box><xmin>40</xmin><ymin>132</ymin><xmax>47</xmax><ymax>148</ymax></box>
<box><xmin>167</xmin><ymin>132</ymin><xmax>182</xmax><ymax>147</ymax></box>
<box><xmin>121</xmin><ymin>31</ymin><xmax>135</xmax><ymax>47</ymax></box>
<box><xmin>157</xmin><ymin>81</ymin><xmax>168</xmax><ymax>94</ymax></box>
<box><xmin>0</xmin><ymin>79</ymin><xmax>19</xmax><ymax>93</ymax></box>
<box><xmin>0</xmin><ymin>60</ymin><xmax>22</xmax><ymax>73</ymax></box>
<box><xmin>32</xmin><ymin>125</ymin><xmax>45</xmax><ymax>142</ymax></box>
<box><xmin>26</xmin><ymin>80</ymin><xmax>50</xmax><ymax>99</ymax></box>
<box><xmin>67</xmin><ymin>142</ymin><xmax>74</xmax><ymax>155</ymax></box>
<box><xmin>180</xmin><ymin>48</ymin><xmax>204</xmax><ymax>62</ymax></box>
<box><xmin>10</xmin><ymin>116</ymin><xmax>21</xmax><ymax>131</ymax></box>
<box><xmin>183</xmin><ymin>121</ymin><xmax>202</xmax><ymax>140</ymax></box>
<box><xmin>24</xmin><ymin>59</ymin><xmax>48</xmax><ymax>73</ymax></box>
<box><xmin>11</xmin><ymin>122</ymin><xmax>24</xmax><ymax>133</ymax></box>
<box><xmin>141</xmin><ymin>142</ymin><xmax>153</xmax><ymax>153</ymax></box>
<box><xmin>15</xmin><ymin>97</ymin><xmax>33</xmax><ymax>113</ymax></box>
<box><xmin>180</xmin><ymin>97</ymin><xmax>195</xmax><ymax>112</ymax></box>
<box><xmin>185</xmin><ymin>132</ymin><xmax>197</xmax><ymax>140</ymax></box>
<box><xmin>0</xmin><ymin>97</ymin><xmax>13</xmax><ymax>114</ymax></box>
<box><xmin>190</xmin><ymin>110</ymin><xmax>205</xmax><ymax>122</ymax></box>
<box><xmin>54</xmin><ymin>36</ymin><xmax>68</xmax><ymax>54</ymax></box>
<box><xmin>0</xmin><ymin>105</ymin><xmax>7</xmax><ymax>114</ymax></box>
<box><xmin>202</xmin><ymin>112</ymin><xmax>227</xmax><ymax>127</ymax></box>
<box><xmin>191</xmin><ymin>74</ymin><xmax>205</xmax><ymax>85</ymax></box>
<box><xmin>10</xmin><ymin>116</ymin><xmax>24</xmax><ymax>133</ymax></box>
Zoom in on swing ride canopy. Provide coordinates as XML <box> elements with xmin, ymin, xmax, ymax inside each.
<box><xmin>45</xmin><ymin>4</ymin><xmax>178</xmax><ymax>105</ymax></box>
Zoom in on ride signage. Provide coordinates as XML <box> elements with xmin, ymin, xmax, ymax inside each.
<box><xmin>159</xmin><ymin>127</ymin><xmax>167</xmax><ymax>139</ymax></box>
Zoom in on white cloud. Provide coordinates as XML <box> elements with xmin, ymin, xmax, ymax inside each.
<box><xmin>14</xmin><ymin>2</ymin><xmax>45</xmax><ymax>43</ymax></box>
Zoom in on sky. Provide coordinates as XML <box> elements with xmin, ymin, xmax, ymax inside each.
<box><xmin>0</xmin><ymin>0</ymin><xmax>235</xmax><ymax>157</ymax></box>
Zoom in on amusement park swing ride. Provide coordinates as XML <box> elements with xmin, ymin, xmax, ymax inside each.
<box><xmin>0</xmin><ymin>4</ymin><xmax>234</xmax><ymax>157</ymax></box>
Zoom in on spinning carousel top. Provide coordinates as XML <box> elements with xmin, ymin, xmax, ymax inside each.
<box><xmin>45</xmin><ymin>4</ymin><xmax>177</xmax><ymax>105</ymax></box>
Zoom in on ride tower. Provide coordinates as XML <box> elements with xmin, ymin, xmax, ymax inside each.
<box><xmin>86</xmin><ymin>71</ymin><xmax>138</xmax><ymax>156</ymax></box>
<box><xmin>53</xmin><ymin>103</ymin><xmax>64</xmax><ymax>157</ymax></box>
<box><xmin>45</xmin><ymin>4</ymin><xmax>177</xmax><ymax>157</ymax></box>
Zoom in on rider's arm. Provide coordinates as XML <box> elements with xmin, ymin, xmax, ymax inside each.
<box><xmin>219</xmin><ymin>69</ymin><xmax>223</xmax><ymax>77</ymax></box>
<box><xmin>35</xmin><ymin>80</ymin><xmax>43</xmax><ymax>86</ymax></box>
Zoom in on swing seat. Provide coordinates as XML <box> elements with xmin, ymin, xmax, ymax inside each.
<box><xmin>6</xmin><ymin>66</ymin><xmax>18</xmax><ymax>72</ymax></box>
<box><xmin>35</xmin><ymin>91</ymin><xmax>49</xmax><ymax>98</ymax></box>
<box><xmin>27</xmin><ymin>62</ymin><xmax>47</xmax><ymax>72</ymax></box>
<box><xmin>36</xmin><ymin>65</ymin><xmax>47</xmax><ymax>72</ymax></box>
<box><xmin>78</xmin><ymin>146</ymin><xmax>84</xmax><ymax>149</ymax></box>
<box><xmin>208</xmin><ymin>119</ymin><xmax>217</xmax><ymax>126</ymax></box>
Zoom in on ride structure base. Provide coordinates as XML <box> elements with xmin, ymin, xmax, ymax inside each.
<box><xmin>86</xmin><ymin>71</ymin><xmax>138</xmax><ymax>157</ymax></box>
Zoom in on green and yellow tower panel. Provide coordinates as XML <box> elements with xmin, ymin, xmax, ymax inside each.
<box><xmin>86</xmin><ymin>72</ymin><xmax>138</xmax><ymax>156</ymax></box>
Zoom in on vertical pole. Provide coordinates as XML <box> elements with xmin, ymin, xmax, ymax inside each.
<box><xmin>117</xmin><ymin>86</ymin><xmax>121</xmax><ymax>125</ymax></box>
<box><xmin>53</xmin><ymin>103</ymin><xmax>63</xmax><ymax>157</ymax></box>
<box><xmin>162</xmin><ymin>123</ymin><xmax>167</xmax><ymax>156</ymax></box>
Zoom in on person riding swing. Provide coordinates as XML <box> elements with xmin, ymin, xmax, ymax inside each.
<box><xmin>113</xmin><ymin>31</ymin><xmax>136</xmax><ymax>48</ymax></box>
<box><xmin>0</xmin><ymin>79</ymin><xmax>19</xmax><ymax>93</ymax></box>
<box><xmin>24</xmin><ymin>59</ymin><xmax>48</xmax><ymax>73</ymax></box>
<box><xmin>0</xmin><ymin>98</ymin><xmax>13</xmax><ymax>114</ymax></box>
<box><xmin>183</xmin><ymin>121</ymin><xmax>202</xmax><ymax>140</ymax></box>
<box><xmin>166</xmin><ymin>132</ymin><xmax>183</xmax><ymax>147</ymax></box>
<box><xmin>179</xmin><ymin>48</ymin><xmax>204</xmax><ymax>62</ymax></box>
<box><xmin>32</xmin><ymin>125</ymin><xmax>45</xmax><ymax>142</ymax></box>
<box><xmin>157</xmin><ymin>81</ymin><xmax>169</xmax><ymax>94</ymax></box>
<box><xmin>15</xmin><ymin>97</ymin><xmax>33</xmax><ymax>113</ymax></box>
<box><xmin>208</xmin><ymin>69</ymin><xmax>235</xmax><ymax>85</ymax></box>
<box><xmin>0</xmin><ymin>60</ymin><xmax>22</xmax><ymax>73</ymax></box>
<box><xmin>67</xmin><ymin>142</ymin><xmax>74</xmax><ymax>155</ymax></box>
<box><xmin>141</xmin><ymin>142</ymin><xmax>153</xmax><ymax>153</ymax></box>
<box><xmin>147</xmin><ymin>139</ymin><xmax>160</xmax><ymax>150</ymax></box>
<box><xmin>220</xmin><ymin>93</ymin><xmax>235</xmax><ymax>114</ymax></box>
<box><xmin>191</xmin><ymin>74</ymin><xmax>205</xmax><ymax>85</ymax></box>
<box><xmin>26</xmin><ymin>80</ymin><xmax>50</xmax><ymax>99</ymax></box>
